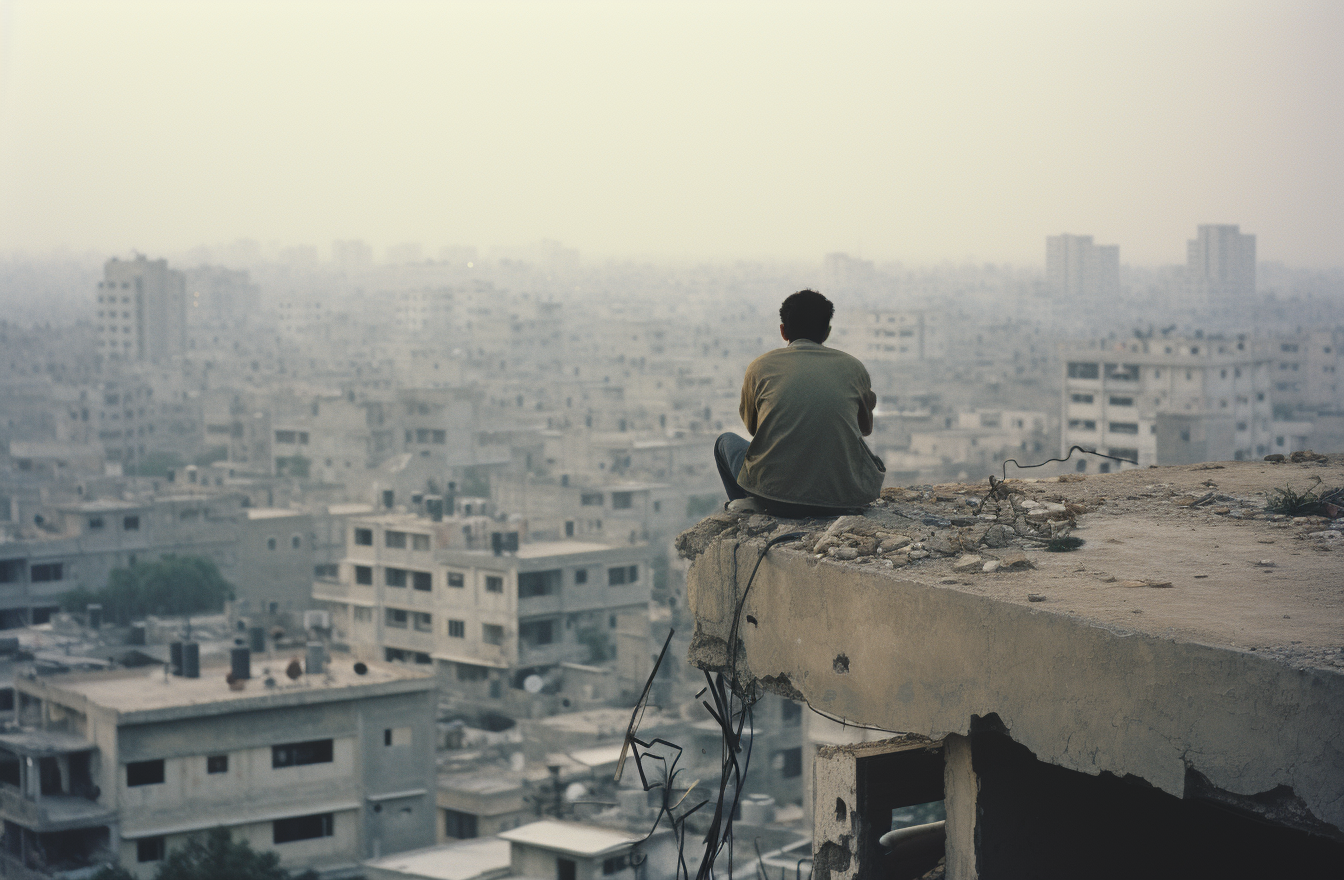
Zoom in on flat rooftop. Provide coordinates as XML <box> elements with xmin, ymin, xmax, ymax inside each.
<box><xmin>498</xmin><ymin>819</ymin><xmax>643</xmax><ymax>857</ymax></box>
<box><xmin>684</xmin><ymin>456</ymin><xmax>1344</xmax><ymax>668</ymax></box>
<box><xmin>19</xmin><ymin>657</ymin><xmax>435</xmax><ymax>720</ymax></box>
<box><xmin>365</xmin><ymin>838</ymin><xmax>511</xmax><ymax>880</ymax></box>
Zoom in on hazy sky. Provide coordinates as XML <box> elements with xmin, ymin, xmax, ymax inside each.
<box><xmin>1</xmin><ymin>1</ymin><xmax>1340</xmax><ymax>267</ymax></box>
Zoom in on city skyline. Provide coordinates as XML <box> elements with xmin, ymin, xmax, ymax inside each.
<box><xmin>1</xmin><ymin>1</ymin><xmax>1341</xmax><ymax>268</ymax></box>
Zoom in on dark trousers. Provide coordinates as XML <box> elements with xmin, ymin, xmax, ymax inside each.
<box><xmin>713</xmin><ymin>432</ymin><xmax>862</xmax><ymax>518</ymax></box>
<box><xmin>714</xmin><ymin>432</ymin><xmax>751</xmax><ymax>501</ymax></box>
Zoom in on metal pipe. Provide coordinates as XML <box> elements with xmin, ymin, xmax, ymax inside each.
<box><xmin>878</xmin><ymin>819</ymin><xmax>946</xmax><ymax>852</ymax></box>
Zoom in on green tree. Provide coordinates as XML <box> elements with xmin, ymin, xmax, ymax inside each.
<box><xmin>62</xmin><ymin>555</ymin><xmax>235</xmax><ymax>624</ymax></box>
<box><xmin>85</xmin><ymin>829</ymin><xmax>319</xmax><ymax>880</ymax></box>
<box><xmin>154</xmin><ymin>828</ymin><xmax>288</xmax><ymax>880</ymax></box>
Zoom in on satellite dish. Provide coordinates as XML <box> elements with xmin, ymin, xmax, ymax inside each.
<box><xmin>523</xmin><ymin>674</ymin><xmax>544</xmax><ymax>694</ymax></box>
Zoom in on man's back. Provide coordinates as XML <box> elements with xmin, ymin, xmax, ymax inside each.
<box><xmin>737</xmin><ymin>339</ymin><xmax>884</xmax><ymax>510</ymax></box>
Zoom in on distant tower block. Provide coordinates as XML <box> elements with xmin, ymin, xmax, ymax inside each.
<box><xmin>94</xmin><ymin>255</ymin><xmax>187</xmax><ymax>360</ymax></box>
<box><xmin>1186</xmin><ymin>224</ymin><xmax>1256</xmax><ymax>305</ymax></box>
<box><xmin>1046</xmin><ymin>234</ymin><xmax>1119</xmax><ymax>301</ymax></box>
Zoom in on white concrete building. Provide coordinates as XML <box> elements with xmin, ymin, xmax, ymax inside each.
<box><xmin>1060</xmin><ymin>336</ymin><xmax>1272</xmax><ymax>469</ymax></box>
<box><xmin>1</xmin><ymin>657</ymin><xmax>436</xmax><ymax>878</ymax></box>
<box><xmin>95</xmin><ymin>256</ymin><xmax>186</xmax><ymax>362</ymax></box>
<box><xmin>315</xmin><ymin>515</ymin><xmax>651</xmax><ymax>706</ymax></box>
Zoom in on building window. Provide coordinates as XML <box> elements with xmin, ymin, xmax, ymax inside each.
<box><xmin>413</xmin><ymin>611</ymin><xmax>433</xmax><ymax>632</ymax></box>
<box><xmin>574</xmin><ymin>568</ymin><xmax>588</xmax><ymax>585</ymax></box>
<box><xmin>30</xmin><ymin>563</ymin><xmax>63</xmax><ymax>583</ymax></box>
<box><xmin>88</xmin><ymin>516</ymin><xmax>105</xmax><ymax>530</ymax></box>
<box><xmin>580</xmin><ymin>493</ymin><xmax>603</xmax><ymax>506</ymax></box>
<box><xmin>273</xmin><ymin>812</ymin><xmax>334</xmax><ymax>844</ymax></box>
<box><xmin>1066</xmin><ymin>362</ymin><xmax>1099</xmax><ymax>380</ymax></box>
<box><xmin>412</xmin><ymin>534</ymin><xmax>431</xmax><ymax>551</ymax></box>
<box><xmin>603</xmin><ymin>855</ymin><xmax>632</xmax><ymax>874</ymax></box>
<box><xmin>519</xmin><ymin>619</ymin><xmax>554</xmax><ymax>645</ymax></box>
<box><xmin>126</xmin><ymin>759</ymin><xmax>165</xmax><ymax>787</ymax></box>
<box><xmin>385</xmin><ymin>567</ymin><xmax>408</xmax><ymax>587</ymax></box>
<box><xmin>782</xmin><ymin>700</ymin><xmax>802</xmax><ymax>726</ymax></box>
<box><xmin>483</xmin><ymin>624</ymin><xmax>504</xmax><ymax>645</ymax></box>
<box><xmin>272</xmin><ymin>739</ymin><xmax>333</xmax><ymax>768</ymax></box>
<box><xmin>519</xmin><ymin>570</ymin><xmax>561</xmax><ymax>597</ymax></box>
<box><xmin>385</xmin><ymin>531</ymin><xmax>408</xmax><ymax>549</ymax></box>
<box><xmin>386</xmin><ymin>608</ymin><xmax>408</xmax><ymax>628</ymax></box>
<box><xmin>608</xmin><ymin>565</ymin><xmax>638</xmax><ymax>586</ymax></box>
<box><xmin>1067</xmin><ymin>419</ymin><xmax>1096</xmax><ymax>431</ymax></box>
<box><xmin>611</xmin><ymin>492</ymin><xmax>633</xmax><ymax>509</ymax></box>
<box><xmin>1069</xmin><ymin>393</ymin><xmax>1093</xmax><ymax>404</ymax></box>
<box><xmin>1107</xmin><ymin>396</ymin><xmax>1133</xmax><ymax>407</ymax></box>
<box><xmin>267</xmin><ymin>537</ymin><xmax>277</xmax><ymax>551</ymax></box>
<box><xmin>447</xmin><ymin>572</ymin><xmax>465</xmax><ymax>588</ymax></box>
<box><xmin>1107</xmin><ymin>422</ymin><xmax>1139</xmax><ymax>435</ymax></box>
<box><xmin>291</xmin><ymin>535</ymin><xmax>302</xmax><ymax>549</ymax></box>
<box><xmin>1107</xmin><ymin>448</ymin><xmax>1138</xmax><ymax>461</ymax></box>
<box><xmin>123</xmin><ymin>515</ymin><xmax>140</xmax><ymax>531</ymax></box>
<box><xmin>354</xmin><ymin>607</ymin><xmax>373</xmax><ymax>622</ymax></box>
<box><xmin>354</xmin><ymin>528</ymin><xmax>373</xmax><ymax>546</ymax></box>
<box><xmin>384</xmin><ymin>727</ymin><xmax>411</xmax><ymax>747</ymax></box>
<box><xmin>445</xmin><ymin>809</ymin><xmax>479</xmax><ymax>839</ymax></box>
<box><xmin>207</xmin><ymin>755</ymin><xmax>228</xmax><ymax>774</ymax></box>
<box><xmin>137</xmin><ymin>837</ymin><xmax>166</xmax><ymax>862</ymax></box>
<box><xmin>777</xmin><ymin>746</ymin><xmax>802</xmax><ymax>778</ymax></box>
<box><xmin>485</xmin><ymin>575</ymin><xmax>503</xmax><ymax>593</ymax></box>
<box><xmin>354</xmin><ymin>565</ymin><xmax>373</xmax><ymax>585</ymax></box>
<box><xmin>448</xmin><ymin>619</ymin><xmax>465</xmax><ymax>638</ymax></box>
<box><xmin>412</xmin><ymin>571</ymin><xmax>432</xmax><ymax>591</ymax></box>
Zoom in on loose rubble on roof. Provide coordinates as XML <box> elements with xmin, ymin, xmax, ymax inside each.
<box><xmin>677</xmin><ymin>455</ymin><xmax>1344</xmax><ymax>671</ymax></box>
<box><xmin>677</xmin><ymin>454</ymin><xmax>1344</xmax><ymax>570</ymax></box>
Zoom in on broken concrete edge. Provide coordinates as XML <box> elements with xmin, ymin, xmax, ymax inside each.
<box><xmin>683</xmin><ymin>534</ymin><xmax>1344</xmax><ymax>844</ymax></box>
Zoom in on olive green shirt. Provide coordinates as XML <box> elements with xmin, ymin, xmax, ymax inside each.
<box><xmin>737</xmin><ymin>340</ymin><xmax>885</xmax><ymax>509</ymax></box>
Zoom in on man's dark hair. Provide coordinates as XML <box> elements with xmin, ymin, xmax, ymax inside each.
<box><xmin>779</xmin><ymin>290</ymin><xmax>834</xmax><ymax>343</ymax></box>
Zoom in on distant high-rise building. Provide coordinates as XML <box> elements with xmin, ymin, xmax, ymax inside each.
<box><xmin>94</xmin><ymin>255</ymin><xmax>186</xmax><ymax>360</ymax></box>
<box><xmin>1046</xmin><ymin>234</ymin><xmax>1119</xmax><ymax>301</ymax></box>
<box><xmin>1186</xmin><ymin>224</ymin><xmax>1255</xmax><ymax>303</ymax></box>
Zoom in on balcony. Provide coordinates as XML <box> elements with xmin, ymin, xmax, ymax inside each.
<box><xmin>0</xmin><ymin>785</ymin><xmax>115</xmax><ymax>832</ymax></box>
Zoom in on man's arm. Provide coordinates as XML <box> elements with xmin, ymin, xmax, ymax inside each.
<box><xmin>739</xmin><ymin>370</ymin><xmax>759</xmax><ymax>435</ymax></box>
<box><xmin>857</xmin><ymin>389</ymin><xmax>876</xmax><ymax>437</ymax></box>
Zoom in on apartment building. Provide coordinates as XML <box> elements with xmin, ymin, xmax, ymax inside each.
<box><xmin>0</xmin><ymin>495</ymin><xmax>245</xmax><ymax>629</ymax></box>
<box><xmin>1187</xmin><ymin>224</ymin><xmax>1256</xmax><ymax>306</ymax></box>
<box><xmin>2</xmin><ymin>656</ymin><xmax>436</xmax><ymax>878</ymax></box>
<box><xmin>1060</xmin><ymin>336</ymin><xmax>1272</xmax><ymax>469</ymax></box>
<box><xmin>1046</xmin><ymin>233</ymin><xmax>1120</xmax><ymax>302</ymax></box>
<box><xmin>1268</xmin><ymin>328</ymin><xmax>1342</xmax><ymax>417</ymax></box>
<box><xmin>94</xmin><ymin>256</ymin><xmax>186</xmax><ymax>362</ymax></box>
<box><xmin>315</xmin><ymin>514</ymin><xmax>651</xmax><ymax>707</ymax></box>
<box><xmin>831</xmin><ymin>310</ymin><xmax>946</xmax><ymax>363</ymax></box>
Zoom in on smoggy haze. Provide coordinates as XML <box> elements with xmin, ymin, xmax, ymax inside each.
<box><xmin>1</xmin><ymin>0</ymin><xmax>1341</xmax><ymax>266</ymax></box>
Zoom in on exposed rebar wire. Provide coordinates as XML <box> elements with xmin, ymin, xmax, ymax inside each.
<box><xmin>1001</xmin><ymin>444</ymin><xmax>1137</xmax><ymax>482</ymax></box>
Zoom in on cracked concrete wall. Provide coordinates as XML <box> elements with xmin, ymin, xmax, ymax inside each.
<box><xmin>686</xmin><ymin>537</ymin><xmax>1344</xmax><ymax>840</ymax></box>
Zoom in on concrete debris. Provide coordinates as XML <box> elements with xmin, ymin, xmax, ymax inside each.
<box><xmin>982</xmin><ymin>560</ymin><xmax>1001</xmax><ymax>573</ymax></box>
<box><xmin>951</xmin><ymin>555</ymin><xmax>983</xmax><ymax>572</ymax></box>
<box><xmin>996</xmin><ymin>551</ymin><xmax>1034</xmax><ymax>570</ymax></box>
<box><xmin>1289</xmin><ymin>450</ymin><xmax>1329</xmax><ymax>463</ymax></box>
<box><xmin>1027</xmin><ymin>593</ymin><xmax>1047</xmax><ymax>602</ymax></box>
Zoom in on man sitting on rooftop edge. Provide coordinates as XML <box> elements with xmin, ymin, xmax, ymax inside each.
<box><xmin>715</xmin><ymin>289</ymin><xmax>885</xmax><ymax>518</ymax></box>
